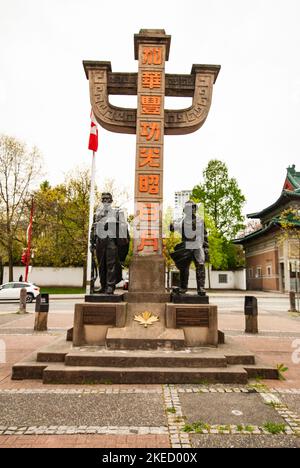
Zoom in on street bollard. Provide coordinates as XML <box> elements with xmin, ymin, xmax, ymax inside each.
<box><xmin>244</xmin><ymin>295</ymin><xmax>258</xmax><ymax>334</ymax></box>
<box><xmin>18</xmin><ymin>288</ymin><xmax>27</xmax><ymax>314</ymax></box>
<box><xmin>289</xmin><ymin>291</ymin><xmax>297</xmax><ymax>312</ymax></box>
<box><xmin>34</xmin><ymin>294</ymin><xmax>49</xmax><ymax>331</ymax></box>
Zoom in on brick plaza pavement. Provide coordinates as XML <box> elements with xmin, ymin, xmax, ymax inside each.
<box><xmin>0</xmin><ymin>298</ymin><xmax>299</xmax><ymax>448</ymax></box>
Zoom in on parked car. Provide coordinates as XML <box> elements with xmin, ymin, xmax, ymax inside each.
<box><xmin>0</xmin><ymin>282</ymin><xmax>40</xmax><ymax>303</ymax></box>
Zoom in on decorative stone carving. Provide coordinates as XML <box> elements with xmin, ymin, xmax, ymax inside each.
<box><xmin>83</xmin><ymin>62</ymin><xmax>220</xmax><ymax>136</ymax></box>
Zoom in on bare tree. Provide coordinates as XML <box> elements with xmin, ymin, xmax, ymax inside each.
<box><xmin>236</xmin><ymin>219</ymin><xmax>262</xmax><ymax>239</ymax></box>
<box><xmin>0</xmin><ymin>135</ymin><xmax>42</xmax><ymax>281</ymax></box>
<box><xmin>101</xmin><ymin>178</ymin><xmax>131</xmax><ymax>209</ymax></box>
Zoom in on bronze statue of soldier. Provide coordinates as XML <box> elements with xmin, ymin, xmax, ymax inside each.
<box><xmin>170</xmin><ymin>201</ymin><xmax>209</xmax><ymax>295</ymax></box>
<box><xmin>90</xmin><ymin>193</ymin><xmax>129</xmax><ymax>294</ymax></box>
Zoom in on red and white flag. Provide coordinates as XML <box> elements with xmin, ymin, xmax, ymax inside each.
<box><xmin>88</xmin><ymin>110</ymin><xmax>98</xmax><ymax>152</ymax></box>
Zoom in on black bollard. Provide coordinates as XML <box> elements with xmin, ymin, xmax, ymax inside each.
<box><xmin>244</xmin><ymin>295</ymin><xmax>258</xmax><ymax>334</ymax></box>
<box><xmin>289</xmin><ymin>291</ymin><xmax>296</xmax><ymax>312</ymax></box>
<box><xmin>18</xmin><ymin>288</ymin><xmax>27</xmax><ymax>314</ymax></box>
<box><xmin>34</xmin><ymin>293</ymin><xmax>49</xmax><ymax>331</ymax></box>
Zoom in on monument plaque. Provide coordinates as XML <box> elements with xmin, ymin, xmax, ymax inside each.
<box><xmin>176</xmin><ymin>308</ymin><xmax>210</xmax><ymax>327</ymax></box>
<box><xmin>83</xmin><ymin>307</ymin><xmax>116</xmax><ymax>326</ymax></box>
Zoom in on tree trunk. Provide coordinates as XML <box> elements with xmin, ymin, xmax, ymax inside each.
<box><xmin>0</xmin><ymin>256</ymin><xmax>3</xmax><ymax>284</ymax></box>
<box><xmin>8</xmin><ymin>247</ymin><xmax>13</xmax><ymax>282</ymax></box>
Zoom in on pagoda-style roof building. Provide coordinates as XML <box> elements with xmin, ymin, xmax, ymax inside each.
<box><xmin>234</xmin><ymin>165</ymin><xmax>300</xmax><ymax>292</ymax></box>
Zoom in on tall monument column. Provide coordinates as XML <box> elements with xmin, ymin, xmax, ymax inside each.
<box><xmin>83</xmin><ymin>28</ymin><xmax>220</xmax><ymax>302</ymax></box>
<box><xmin>129</xmin><ymin>30</ymin><xmax>171</xmax><ymax>299</ymax></box>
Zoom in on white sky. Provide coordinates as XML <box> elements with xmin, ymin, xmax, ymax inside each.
<box><xmin>0</xmin><ymin>0</ymin><xmax>300</xmax><ymax>216</ymax></box>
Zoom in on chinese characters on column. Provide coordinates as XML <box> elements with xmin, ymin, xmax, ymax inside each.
<box><xmin>135</xmin><ymin>45</ymin><xmax>165</xmax><ymax>254</ymax></box>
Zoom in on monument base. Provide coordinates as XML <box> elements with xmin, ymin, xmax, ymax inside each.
<box><xmin>11</xmin><ymin>293</ymin><xmax>280</xmax><ymax>384</ymax></box>
<box><xmin>71</xmin><ymin>299</ymin><xmax>219</xmax><ymax>349</ymax></box>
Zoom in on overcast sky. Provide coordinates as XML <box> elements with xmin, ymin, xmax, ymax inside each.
<box><xmin>0</xmin><ymin>0</ymin><xmax>299</xmax><ymax>216</ymax></box>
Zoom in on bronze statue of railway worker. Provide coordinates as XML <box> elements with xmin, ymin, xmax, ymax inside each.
<box><xmin>90</xmin><ymin>192</ymin><xmax>129</xmax><ymax>294</ymax></box>
<box><xmin>170</xmin><ymin>201</ymin><xmax>209</xmax><ymax>295</ymax></box>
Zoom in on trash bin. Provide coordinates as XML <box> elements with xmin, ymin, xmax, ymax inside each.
<box><xmin>35</xmin><ymin>293</ymin><xmax>49</xmax><ymax>313</ymax></box>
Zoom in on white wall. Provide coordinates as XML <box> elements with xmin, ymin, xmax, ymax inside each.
<box><xmin>3</xmin><ymin>267</ymin><xmax>83</xmax><ymax>287</ymax></box>
<box><xmin>3</xmin><ymin>266</ymin><xmax>247</xmax><ymax>290</ymax></box>
<box><xmin>172</xmin><ymin>267</ymin><xmax>246</xmax><ymax>290</ymax></box>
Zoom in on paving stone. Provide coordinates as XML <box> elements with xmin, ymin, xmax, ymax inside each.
<box><xmin>180</xmin><ymin>393</ymin><xmax>285</xmax><ymax>426</ymax></box>
<box><xmin>0</xmin><ymin>393</ymin><xmax>166</xmax><ymax>427</ymax></box>
<box><xmin>280</xmin><ymin>395</ymin><xmax>300</xmax><ymax>417</ymax></box>
<box><xmin>190</xmin><ymin>434</ymin><xmax>300</xmax><ymax>448</ymax></box>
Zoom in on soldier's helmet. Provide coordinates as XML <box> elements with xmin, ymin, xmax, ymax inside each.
<box><xmin>101</xmin><ymin>192</ymin><xmax>113</xmax><ymax>203</ymax></box>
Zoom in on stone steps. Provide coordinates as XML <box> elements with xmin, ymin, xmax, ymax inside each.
<box><xmin>11</xmin><ymin>336</ymin><xmax>277</xmax><ymax>384</ymax></box>
<box><xmin>64</xmin><ymin>351</ymin><xmax>228</xmax><ymax>368</ymax></box>
<box><xmin>36</xmin><ymin>337</ymin><xmax>71</xmax><ymax>363</ymax></box>
<box><xmin>13</xmin><ymin>361</ymin><xmax>47</xmax><ymax>380</ymax></box>
<box><xmin>42</xmin><ymin>364</ymin><xmax>249</xmax><ymax>385</ymax></box>
<box><xmin>243</xmin><ymin>364</ymin><xmax>279</xmax><ymax>380</ymax></box>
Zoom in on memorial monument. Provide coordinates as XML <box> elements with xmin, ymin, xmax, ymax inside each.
<box><xmin>12</xmin><ymin>30</ymin><xmax>279</xmax><ymax>384</ymax></box>
<box><xmin>80</xmin><ymin>29</ymin><xmax>220</xmax><ymax>349</ymax></box>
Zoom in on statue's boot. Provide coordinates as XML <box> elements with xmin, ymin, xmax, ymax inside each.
<box><xmin>179</xmin><ymin>268</ymin><xmax>189</xmax><ymax>294</ymax></box>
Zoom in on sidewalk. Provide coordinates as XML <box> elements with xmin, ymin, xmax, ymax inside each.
<box><xmin>0</xmin><ymin>309</ymin><xmax>299</xmax><ymax>448</ymax></box>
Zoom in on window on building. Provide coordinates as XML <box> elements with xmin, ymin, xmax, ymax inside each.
<box><xmin>256</xmin><ymin>267</ymin><xmax>262</xmax><ymax>278</ymax></box>
<box><xmin>267</xmin><ymin>265</ymin><xmax>272</xmax><ymax>276</ymax></box>
<box><xmin>248</xmin><ymin>268</ymin><xmax>253</xmax><ymax>279</ymax></box>
<box><xmin>219</xmin><ymin>274</ymin><xmax>228</xmax><ymax>284</ymax></box>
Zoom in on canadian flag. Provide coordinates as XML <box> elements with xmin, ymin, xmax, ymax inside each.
<box><xmin>88</xmin><ymin>110</ymin><xmax>98</xmax><ymax>152</ymax></box>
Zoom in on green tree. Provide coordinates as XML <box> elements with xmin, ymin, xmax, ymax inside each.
<box><xmin>33</xmin><ymin>167</ymin><xmax>94</xmax><ymax>286</ymax></box>
<box><xmin>32</xmin><ymin>172</ymin><xmax>132</xmax><ymax>287</ymax></box>
<box><xmin>192</xmin><ymin>159</ymin><xmax>246</xmax><ymax>240</ymax></box>
<box><xmin>205</xmin><ymin>214</ymin><xmax>227</xmax><ymax>270</ymax></box>
<box><xmin>221</xmin><ymin>240</ymin><xmax>245</xmax><ymax>270</ymax></box>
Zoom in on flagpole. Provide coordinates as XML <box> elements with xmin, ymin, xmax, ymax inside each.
<box><xmin>25</xmin><ymin>198</ymin><xmax>34</xmax><ymax>283</ymax></box>
<box><xmin>86</xmin><ymin>150</ymin><xmax>96</xmax><ymax>294</ymax></box>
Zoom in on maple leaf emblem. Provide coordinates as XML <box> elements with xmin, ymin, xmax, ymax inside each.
<box><xmin>134</xmin><ymin>311</ymin><xmax>160</xmax><ymax>328</ymax></box>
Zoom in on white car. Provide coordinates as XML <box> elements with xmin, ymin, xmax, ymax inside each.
<box><xmin>0</xmin><ymin>282</ymin><xmax>40</xmax><ymax>303</ymax></box>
